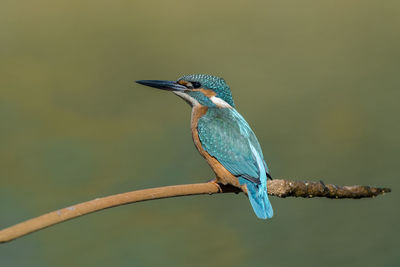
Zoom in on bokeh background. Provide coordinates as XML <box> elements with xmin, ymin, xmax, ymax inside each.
<box><xmin>1</xmin><ymin>0</ymin><xmax>399</xmax><ymax>266</ymax></box>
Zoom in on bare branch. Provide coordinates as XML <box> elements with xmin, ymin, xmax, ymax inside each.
<box><xmin>0</xmin><ymin>179</ymin><xmax>391</xmax><ymax>243</ymax></box>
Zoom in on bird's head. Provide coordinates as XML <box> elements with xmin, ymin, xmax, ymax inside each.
<box><xmin>136</xmin><ymin>74</ymin><xmax>235</xmax><ymax>108</ymax></box>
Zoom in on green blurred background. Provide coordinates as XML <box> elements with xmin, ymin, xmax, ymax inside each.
<box><xmin>1</xmin><ymin>0</ymin><xmax>399</xmax><ymax>266</ymax></box>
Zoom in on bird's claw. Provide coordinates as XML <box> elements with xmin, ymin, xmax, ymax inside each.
<box><xmin>208</xmin><ymin>180</ymin><xmax>222</xmax><ymax>193</ymax></box>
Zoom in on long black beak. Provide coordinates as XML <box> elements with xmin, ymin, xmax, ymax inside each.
<box><xmin>136</xmin><ymin>80</ymin><xmax>187</xmax><ymax>91</ymax></box>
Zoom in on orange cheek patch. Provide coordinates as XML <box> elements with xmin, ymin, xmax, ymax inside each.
<box><xmin>178</xmin><ymin>80</ymin><xmax>216</xmax><ymax>97</ymax></box>
<box><xmin>178</xmin><ymin>80</ymin><xmax>189</xmax><ymax>86</ymax></box>
<box><xmin>193</xmin><ymin>89</ymin><xmax>216</xmax><ymax>97</ymax></box>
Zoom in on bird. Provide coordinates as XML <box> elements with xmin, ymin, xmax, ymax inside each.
<box><xmin>136</xmin><ymin>74</ymin><xmax>273</xmax><ymax>219</ymax></box>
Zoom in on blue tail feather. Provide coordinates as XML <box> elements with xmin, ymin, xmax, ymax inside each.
<box><xmin>240</xmin><ymin>179</ymin><xmax>273</xmax><ymax>219</ymax></box>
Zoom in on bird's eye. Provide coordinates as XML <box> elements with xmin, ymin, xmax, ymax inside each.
<box><xmin>191</xmin><ymin>81</ymin><xmax>202</xmax><ymax>88</ymax></box>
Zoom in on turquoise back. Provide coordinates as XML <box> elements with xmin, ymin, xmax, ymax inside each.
<box><xmin>197</xmin><ymin>107</ymin><xmax>273</xmax><ymax>219</ymax></box>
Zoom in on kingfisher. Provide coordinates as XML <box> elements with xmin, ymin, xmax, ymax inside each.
<box><xmin>136</xmin><ymin>74</ymin><xmax>273</xmax><ymax>219</ymax></box>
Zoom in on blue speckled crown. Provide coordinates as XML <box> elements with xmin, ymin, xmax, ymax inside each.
<box><xmin>178</xmin><ymin>74</ymin><xmax>235</xmax><ymax>107</ymax></box>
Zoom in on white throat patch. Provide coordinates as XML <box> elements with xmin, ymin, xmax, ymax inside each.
<box><xmin>173</xmin><ymin>92</ymin><xmax>232</xmax><ymax>109</ymax></box>
<box><xmin>210</xmin><ymin>96</ymin><xmax>232</xmax><ymax>108</ymax></box>
<box><xmin>173</xmin><ymin>91</ymin><xmax>200</xmax><ymax>107</ymax></box>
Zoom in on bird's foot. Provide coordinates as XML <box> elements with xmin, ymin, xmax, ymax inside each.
<box><xmin>207</xmin><ymin>179</ymin><xmax>222</xmax><ymax>193</ymax></box>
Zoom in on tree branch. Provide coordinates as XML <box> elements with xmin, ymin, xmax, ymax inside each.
<box><xmin>0</xmin><ymin>179</ymin><xmax>391</xmax><ymax>243</ymax></box>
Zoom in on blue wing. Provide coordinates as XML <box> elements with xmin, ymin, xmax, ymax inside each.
<box><xmin>197</xmin><ymin>107</ymin><xmax>273</xmax><ymax>219</ymax></box>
